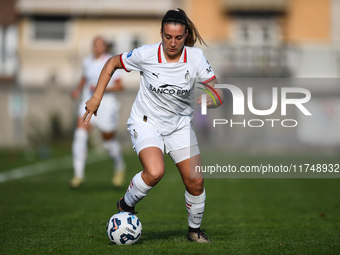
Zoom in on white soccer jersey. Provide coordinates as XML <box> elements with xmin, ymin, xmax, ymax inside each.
<box><xmin>82</xmin><ymin>53</ymin><xmax>121</xmax><ymax>102</ymax></box>
<box><xmin>78</xmin><ymin>53</ymin><xmax>122</xmax><ymax>132</ymax></box>
<box><xmin>120</xmin><ymin>42</ymin><xmax>215</xmax><ymax>135</ymax></box>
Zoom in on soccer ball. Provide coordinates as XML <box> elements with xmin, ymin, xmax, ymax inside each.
<box><xmin>106</xmin><ymin>212</ymin><xmax>142</xmax><ymax>245</ymax></box>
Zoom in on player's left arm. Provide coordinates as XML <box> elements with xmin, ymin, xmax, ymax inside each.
<box><xmin>196</xmin><ymin>77</ymin><xmax>224</xmax><ymax>109</ymax></box>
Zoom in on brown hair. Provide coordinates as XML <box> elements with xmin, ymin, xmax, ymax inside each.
<box><xmin>161</xmin><ymin>8</ymin><xmax>207</xmax><ymax>47</ymax></box>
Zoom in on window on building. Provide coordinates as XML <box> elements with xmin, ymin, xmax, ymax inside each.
<box><xmin>132</xmin><ymin>36</ymin><xmax>142</xmax><ymax>49</ymax></box>
<box><xmin>229</xmin><ymin>15</ymin><xmax>286</xmax><ymax>75</ymax></box>
<box><xmin>233</xmin><ymin>18</ymin><xmax>281</xmax><ymax>46</ymax></box>
<box><xmin>0</xmin><ymin>25</ymin><xmax>18</xmax><ymax>76</ymax></box>
<box><xmin>32</xmin><ymin>16</ymin><xmax>69</xmax><ymax>41</ymax></box>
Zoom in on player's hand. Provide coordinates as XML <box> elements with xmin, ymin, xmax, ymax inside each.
<box><xmin>196</xmin><ymin>94</ymin><xmax>216</xmax><ymax>108</ymax></box>
<box><xmin>81</xmin><ymin>97</ymin><xmax>100</xmax><ymax>124</ymax></box>
<box><xmin>206</xmin><ymin>93</ymin><xmax>217</xmax><ymax>108</ymax></box>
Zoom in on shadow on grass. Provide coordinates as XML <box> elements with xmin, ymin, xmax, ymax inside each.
<box><xmin>105</xmin><ymin>229</ymin><xmax>188</xmax><ymax>246</ymax></box>
<box><xmin>68</xmin><ymin>182</ymin><xmax>127</xmax><ymax>193</ymax></box>
<box><xmin>141</xmin><ymin>229</ymin><xmax>188</xmax><ymax>242</ymax></box>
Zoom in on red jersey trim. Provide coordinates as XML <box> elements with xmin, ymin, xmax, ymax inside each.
<box><xmin>158</xmin><ymin>43</ymin><xmax>187</xmax><ymax>63</ymax></box>
<box><xmin>202</xmin><ymin>75</ymin><xmax>216</xmax><ymax>84</ymax></box>
<box><xmin>120</xmin><ymin>54</ymin><xmax>130</xmax><ymax>73</ymax></box>
<box><xmin>158</xmin><ymin>43</ymin><xmax>162</xmax><ymax>63</ymax></box>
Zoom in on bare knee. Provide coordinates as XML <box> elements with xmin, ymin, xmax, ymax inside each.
<box><xmin>102</xmin><ymin>131</ymin><xmax>115</xmax><ymax>140</ymax></box>
<box><xmin>142</xmin><ymin>165</ymin><xmax>165</xmax><ymax>186</ymax></box>
<box><xmin>184</xmin><ymin>177</ymin><xmax>204</xmax><ymax>196</ymax></box>
<box><xmin>139</xmin><ymin>147</ymin><xmax>165</xmax><ymax>186</ymax></box>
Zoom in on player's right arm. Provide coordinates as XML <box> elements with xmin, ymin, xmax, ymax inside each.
<box><xmin>81</xmin><ymin>55</ymin><xmax>123</xmax><ymax>124</ymax></box>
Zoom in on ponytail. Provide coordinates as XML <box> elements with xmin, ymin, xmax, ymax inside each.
<box><xmin>161</xmin><ymin>8</ymin><xmax>207</xmax><ymax>47</ymax></box>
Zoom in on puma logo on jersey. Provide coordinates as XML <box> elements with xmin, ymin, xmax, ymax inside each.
<box><xmin>152</xmin><ymin>73</ymin><xmax>160</xmax><ymax>78</ymax></box>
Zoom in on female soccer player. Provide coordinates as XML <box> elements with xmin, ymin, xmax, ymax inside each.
<box><xmin>70</xmin><ymin>36</ymin><xmax>126</xmax><ymax>188</ymax></box>
<box><xmin>82</xmin><ymin>10</ymin><xmax>224</xmax><ymax>242</ymax></box>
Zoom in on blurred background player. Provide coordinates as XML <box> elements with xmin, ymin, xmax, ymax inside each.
<box><xmin>69</xmin><ymin>36</ymin><xmax>126</xmax><ymax>188</ymax></box>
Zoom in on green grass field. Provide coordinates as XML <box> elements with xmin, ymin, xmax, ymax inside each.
<box><xmin>0</xmin><ymin>143</ymin><xmax>340</xmax><ymax>254</ymax></box>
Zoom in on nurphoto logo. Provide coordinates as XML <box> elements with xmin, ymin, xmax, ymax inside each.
<box><xmin>199</xmin><ymin>83</ymin><xmax>312</xmax><ymax>128</ymax></box>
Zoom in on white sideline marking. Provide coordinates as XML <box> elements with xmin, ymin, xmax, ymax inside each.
<box><xmin>0</xmin><ymin>152</ymin><xmax>108</xmax><ymax>183</ymax></box>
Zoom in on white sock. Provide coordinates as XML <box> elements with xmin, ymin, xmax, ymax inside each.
<box><xmin>72</xmin><ymin>128</ymin><xmax>88</xmax><ymax>178</ymax></box>
<box><xmin>185</xmin><ymin>189</ymin><xmax>206</xmax><ymax>229</ymax></box>
<box><xmin>103</xmin><ymin>138</ymin><xmax>125</xmax><ymax>172</ymax></box>
<box><xmin>124</xmin><ymin>172</ymin><xmax>153</xmax><ymax>207</ymax></box>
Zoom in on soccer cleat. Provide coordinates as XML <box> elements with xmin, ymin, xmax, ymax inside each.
<box><xmin>69</xmin><ymin>176</ymin><xmax>84</xmax><ymax>189</ymax></box>
<box><xmin>112</xmin><ymin>170</ymin><xmax>125</xmax><ymax>188</ymax></box>
<box><xmin>187</xmin><ymin>229</ymin><xmax>211</xmax><ymax>243</ymax></box>
<box><xmin>116</xmin><ymin>197</ymin><xmax>137</xmax><ymax>214</ymax></box>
